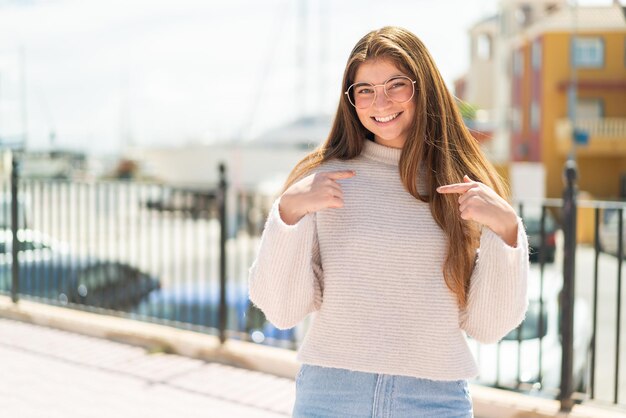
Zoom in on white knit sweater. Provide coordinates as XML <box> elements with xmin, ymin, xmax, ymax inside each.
<box><xmin>248</xmin><ymin>139</ymin><xmax>529</xmax><ymax>380</ymax></box>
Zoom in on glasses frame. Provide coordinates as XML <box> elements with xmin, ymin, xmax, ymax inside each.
<box><xmin>344</xmin><ymin>75</ymin><xmax>417</xmax><ymax>109</ymax></box>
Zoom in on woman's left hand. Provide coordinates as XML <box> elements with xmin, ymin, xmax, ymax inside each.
<box><xmin>437</xmin><ymin>175</ymin><xmax>519</xmax><ymax>247</ymax></box>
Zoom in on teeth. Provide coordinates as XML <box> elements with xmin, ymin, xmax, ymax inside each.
<box><xmin>374</xmin><ymin>112</ymin><xmax>400</xmax><ymax>123</ymax></box>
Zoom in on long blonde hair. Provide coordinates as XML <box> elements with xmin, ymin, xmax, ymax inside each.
<box><xmin>280</xmin><ymin>26</ymin><xmax>508</xmax><ymax>309</ymax></box>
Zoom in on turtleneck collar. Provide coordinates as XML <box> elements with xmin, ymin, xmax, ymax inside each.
<box><xmin>361</xmin><ymin>138</ymin><xmax>402</xmax><ymax>166</ymax></box>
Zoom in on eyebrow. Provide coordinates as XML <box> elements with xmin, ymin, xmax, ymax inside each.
<box><xmin>353</xmin><ymin>74</ymin><xmax>408</xmax><ymax>85</ymax></box>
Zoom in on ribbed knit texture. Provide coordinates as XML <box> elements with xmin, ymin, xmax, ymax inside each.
<box><xmin>248</xmin><ymin>138</ymin><xmax>529</xmax><ymax>380</ymax></box>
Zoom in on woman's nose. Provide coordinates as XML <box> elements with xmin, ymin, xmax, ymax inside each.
<box><xmin>373</xmin><ymin>86</ymin><xmax>391</xmax><ymax>108</ymax></box>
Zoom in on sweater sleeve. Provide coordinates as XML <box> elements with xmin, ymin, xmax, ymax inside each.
<box><xmin>459</xmin><ymin>217</ymin><xmax>529</xmax><ymax>344</ymax></box>
<box><xmin>247</xmin><ymin>196</ymin><xmax>324</xmax><ymax>330</ymax></box>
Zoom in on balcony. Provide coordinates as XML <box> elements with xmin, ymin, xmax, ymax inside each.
<box><xmin>463</xmin><ymin>109</ymin><xmax>495</xmax><ymax>144</ymax></box>
<box><xmin>555</xmin><ymin>118</ymin><xmax>626</xmax><ymax>156</ymax></box>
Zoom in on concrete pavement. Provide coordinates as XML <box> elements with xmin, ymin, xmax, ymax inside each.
<box><xmin>2</xmin><ymin>296</ymin><xmax>625</xmax><ymax>418</ymax></box>
<box><xmin>0</xmin><ymin>317</ymin><xmax>294</xmax><ymax>417</ymax></box>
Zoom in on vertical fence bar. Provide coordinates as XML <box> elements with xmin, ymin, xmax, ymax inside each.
<box><xmin>65</xmin><ymin>182</ymin><xmax>72</xmax><ymax>305</ymax></box>
<box><xmin>560</xmin><ymin>160</ymin><xmax>577</xmax><ymax>412</ymax></box>
<box><xmin>89</xmin><ymin>182</ymin><xmax>96</xmax><ymax>306</ymax></box>
<box><xmin>218</xmin><ymin>163</ymin><xmax>227</xmax><ymax>343</ymax></box>
<box><xmin>2</xmin><ymin>180</ymin><xmax>8</xmax><ymax>296</ymax></box>
<box><xmin>10</xmin><ymin>154</ymin><xmax>20</xmax><ymax>303</ymax></box>
<box><xmin>57</xmin><ymin>182</ymin><xmax>65</xmax><ymax>305</ymax></box>
<box><xmin>237</xmin><ymin>190</ymin><xmax>251</xmax><ymax>340</ymax></box>
<box><xmin>234</xmin><ymin>190</ymin><xmax>242</xmax><ymax>337</ymax></box>
<box><xmin>615</xmin><ymin>208</ymin><xmax>624</xmax><ymax>405</ymax></box>
<box><xmin>26</xmin><ymin>181</ymin><xmax>32</xmax><ymax>294</ymax></box>
<box><xmin>137</xmin><ymin>184</ymin><xmax>145</xmax><ymax>315</ymax></box>
<box><xmin>172</xmin><ymin>189</ymin><xmax>180</xmax><ymax>324</ymax></box>
<box><xmin>157</xmin><ymin>184</ymin><xmax>166</xmax><ymax>323</ymax></box>
<box><xmin>590</xmin><ymin>207</ymin><xmax>600</xmax><ymax>398</ymax></box>
<box><xmin>538</xmin><ymin>205</ymin><xmax>546</xmax><ymax>386</ymax></box>
<box><xmin>71</xmin><ymin>181</ymin><xmax>79</xmax><ymax>304</ymax></box>
<box><xmin>191</xmin><ymin>190</ymin><xmax>199</xmax><ymax>327</ymax></box>
<box><xmin>96</xmin><ymin>183</ymin><xmax>104</xmax><ymax>307</ymax></box>
<box><xmin>106</xmin><ymin>182</ymin><xmax>112</xmax><ymax>308</ymax></box>
<box><xmin>124</xmin><ymin>183</ymin><xmax>131</xmax><ymax>309</ymax></box>
<box><xmin>516</xmin><ymin>203</ymin><xmax>524</xmax><ymax>389</ymax></box>
<box><xmin>183</xmin><ymin>190</ymin><xmax>190</xmax><ymax>328</ymax></box>
<box><xmin>146</xmin><ymin>184</ymin><xmax>155</xmax><ymax>320</ymax></box>
<box><xmin>113</xmin><ymin>182</ymin><xmax>120</xmax><ymax>309</ymax></box>
<box><xmin>199</xmin><ymin>189</ymin><xmax>208</xmax><ymax>329</ymax></box>
<box><xmin>129</xmin><ymin>183</ymin><xmax>135</xmax><ymax>305</ymax></box>
<box><xmin>33</xmin><ymin>180</ymin><xmax>42</xmax><ymax>298</ymax></box>
<box><xmin>46</xmin><ymin>181</ymin><xmax>53</xmax><ymax>303</ymax></box>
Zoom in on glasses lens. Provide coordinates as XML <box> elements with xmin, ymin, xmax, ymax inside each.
<box><xmin>348</xmin><ymin>83</ymin><xmax>375</xmax><ymax>109</ymax></box>
<box><xmin>384</xmin><ymin>77</ymin><xmax>414</xmax><ymax>103</ymax></box>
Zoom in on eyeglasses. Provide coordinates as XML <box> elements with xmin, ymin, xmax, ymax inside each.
<box><xmin>345</xmin><ymin>75</ymin><xmax>416</xmax><ymax>109</ymax></box>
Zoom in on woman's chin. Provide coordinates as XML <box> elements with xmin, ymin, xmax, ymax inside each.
<box><xmin>374</xmin><ymin>136</ymin><xmax>405</xmax><ymax>148</ymax></box>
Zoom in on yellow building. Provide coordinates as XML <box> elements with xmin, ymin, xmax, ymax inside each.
<box><xmin>511</xmin><ymin>4</ymin><xmax>626</xmax><ymax>199</ymax></box>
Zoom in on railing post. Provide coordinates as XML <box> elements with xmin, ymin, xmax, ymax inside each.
<box><xmin>560</xmin><ymin>159</ymin><xmax>577</xmax><ymax>412</ymax></box>
<box><xmin>10</xmin><ymin>153</ymin><xmax>20</xmax><ymax>304</ymax></box>
<box><xmin>218</xmin><ymin>163</ymin><xmax>228</xmax><ymax>344</ymax></box>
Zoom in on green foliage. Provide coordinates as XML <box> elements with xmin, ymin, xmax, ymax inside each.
<box><xmin>457</xmin><ymin>101</ymin><xmax>478</xmax><ymax>121</ymax></box>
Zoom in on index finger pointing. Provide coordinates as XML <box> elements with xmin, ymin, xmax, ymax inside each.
<box><xmin>436</xmin><ymin>182</ymin><xmax>474</xmax><ymax>194</ymax></box>
<box><xmin>325</xmin><ymin>170</ymin><xmax>357</xmax><ymax>180</ymax></box>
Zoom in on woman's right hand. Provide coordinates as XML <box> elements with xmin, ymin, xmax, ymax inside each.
<box><xmin>278</xmin><ymin>170</ymin><xmax>356</xmax><ymax>225</ymax></box>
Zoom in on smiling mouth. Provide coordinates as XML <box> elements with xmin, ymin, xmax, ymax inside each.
<box><xmin>372</xmin><ymin>112</ymin><xmax>401</xmax><ymax>123</ymax></box>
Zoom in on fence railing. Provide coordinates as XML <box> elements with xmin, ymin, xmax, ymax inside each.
<box><xmin>466</xmin><ymin>197</ymin><xmax>626</xmax><ymax>408</ymax></box>
<box><xmin>2</xmin><ymin>154</ymin><xmax>626</xmax><ymax>410</ymax></box>
<box><xmin>556</xmin><ymin>118</ymin><xmax>626</xmax><ymax>139</ymax></box>
<box><xmin>0</xmin><ymin>157</ymin><xmax>295</xmax><ymax>346</ymax></box>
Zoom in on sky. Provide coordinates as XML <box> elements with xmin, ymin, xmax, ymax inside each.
<box><xmin>0</xmin><ymin>0</ymin><xmax>619</xmax><ymax>155</ymax></box>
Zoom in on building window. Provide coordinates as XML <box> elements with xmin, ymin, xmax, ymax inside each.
<box><xmin>545</xmin><ymin>3</ymin><xmax>559</xmax><ymax>13</ymax></box>
<box><xmin>517</xmin><ymin>142</ymin><xmax>529</xmax><ymax>159</ymax></box>
<box><xmin>575</xmin><ymin>98</ymin><xmax>603</xmax><ymax>119</ymax></box>
<box><xmin>477</xmin><ymin>34</ymin><xmax>492</xmax><ymax>60</ymax></box>
<box><xmin>531</xmin><ymin>40</ymin><xmax>542</xmax><ymax>70</ymax></box>
<box><xmin>530</xmin><ymin>101</ymin><xmax>540</xmax><ymax>131</ymax></box>
<box><xmin>516</xmin><ymin>5</ymin><xmax>532</xmax><ymax>27</ymax></box>
<box><xmin>511</xmin><ymin>107</ymin><xmax>522</xmax><ymax>133</ymax></box>
<box><xmin>572</xmin><ymin>37</ymin><xmax>604</xmax><ymax>68</ymax></box>
<box><xmin>513</xmin><ymin>50</ymin><xmax>524</xmax><ymax>76</ymax></box>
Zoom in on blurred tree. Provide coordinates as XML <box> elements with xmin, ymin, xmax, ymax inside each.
<box><xmin>457</xmin><ymin>100</ymin><xmax>478</xmax><ymax>121</ymax></box>
<box><xmin>113</xmin><ymin>159</ymin><xmax>138</xmax><ymax>180</ymax></box>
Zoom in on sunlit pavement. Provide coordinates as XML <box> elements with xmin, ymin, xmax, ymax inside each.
<box><xmin>0</xmin><ymin>317</ymin><xmax>500</xmax><ymax>418</ymax></box>
<box><xmin>0</xmin><ymin>318</ymin><xmax>293</xmax><ymax>417</ymax></box>
<box><xmin>5</xmin><ymin>315</ymin><xmax>624</xmax><ymax>418</ymax></box>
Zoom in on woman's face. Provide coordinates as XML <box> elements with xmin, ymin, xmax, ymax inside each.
<box><xmin>352</xmin><ymin>59</ymin><xmax>416</xmax><ymax>149</ymax></box>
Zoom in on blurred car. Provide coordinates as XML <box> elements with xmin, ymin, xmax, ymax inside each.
<box><xmin>0</xmin><ymin>229</ymin><xmax>160</xmax><ymax>310</ymax></box>
<box><xmin>143</xmin><ymin>188</ymin><xmax>217</xmax><ymax>219</ymax></box>
<box><xmin>132</xmin><ymin>280</ymin><xmax>296</xmax><ymax>346</ymax></box>
<box><xmin>470</xmin><ymin>275</ymin><xmax>591</xmax><ymax>393</ymax></box>
<box><xmin>524</xmin><ymin>210</ymin><xmax>558</xmax><ymax>263</ymax></box>
<box><xmin>599</xmin><ymin>208</ymin><xmax>625</xmax><ymax>258</ymax></box>
<box><xmin>0</xmin><ymin>194</ymin><xmax>31</xmax><ymax>230</ymax></box>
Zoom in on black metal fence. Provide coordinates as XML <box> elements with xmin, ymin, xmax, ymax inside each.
<box><xmin>2</xmin><ymin>155</ymin><xmax>626</xmax><ymax>410</ymax></box>
<box><xmin>467</xmin><ymin>196</ymin><xmax>626</xmax><ymax>409</ymax></box>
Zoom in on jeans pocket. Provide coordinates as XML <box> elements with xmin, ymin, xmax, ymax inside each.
<box><xmin>456</xmin><ymin>380</ymin><xmax>473</xmax><ymax>405</ymax></box>
<box><xmin>295</xmin><ymin>364</ymin><xmax>308</xmax><ymax>388</ymax></box>
<box><xmin>455</xmin><ymin>380</ymin><xmax>470</xmax><ymax>393</ymax></box>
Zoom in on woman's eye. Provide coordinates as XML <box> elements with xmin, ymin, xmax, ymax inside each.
<box><xmin>357</xmin><ymin>88</ymin><xmax>374</xmax><ymax>95</ymax></box>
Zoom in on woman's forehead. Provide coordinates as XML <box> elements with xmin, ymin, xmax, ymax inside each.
<box><xmin>353</xmin><ymin>59</ymin><xmax>408</xmax><ymax>84</ymax></box>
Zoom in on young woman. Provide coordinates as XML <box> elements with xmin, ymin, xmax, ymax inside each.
<box><xmin>248</xmin><ymin>26</ymin><xmax>529</xmax><ymax>418</ymax></box>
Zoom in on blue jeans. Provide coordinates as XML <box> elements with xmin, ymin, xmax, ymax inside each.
<box><xmin>292</xmin><ymin>364</ymin><xmax>473</xmax><ymax>418</ymax></box>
